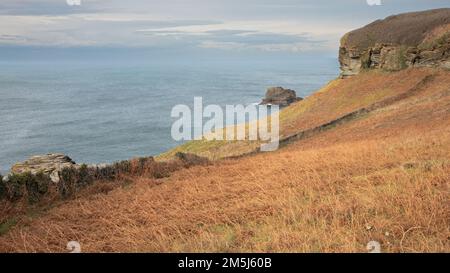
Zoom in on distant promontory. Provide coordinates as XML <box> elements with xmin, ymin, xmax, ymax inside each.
<box><xmin>339</xmin><ymin>8</ymin><xmax>450</xmax><ymax>77</ymax></box>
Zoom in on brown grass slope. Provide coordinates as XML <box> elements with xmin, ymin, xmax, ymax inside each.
<box><xmin>0</xmin><ymin>68</ymin><xmax>449</xmax><ymax>252</ymax></box>
<box><xmin>161</xmin><ymin>68</ymin><xmax>446</xmax><ymax>159</ymax></box>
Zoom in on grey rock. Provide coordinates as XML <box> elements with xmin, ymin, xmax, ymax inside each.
<box><xmin>11</xmin><ymin>153</ymin><xmax>77</xmax><ymax>183</ymax></box>
<box><xmin>260</xmin><ymin>87</ymin><xmax>302</xmax><ymax>107</ymax></box>
<box><xmin>2</xmin><ymin>174</ymin><xmax>10</xmax><ymax>183</ymax></box>
<box><xmin>49</xmin><ymin>171</ymin><xmax>60</xmax><ymax>184</ymax></box>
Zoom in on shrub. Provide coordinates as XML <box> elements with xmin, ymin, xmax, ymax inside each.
<box><xmin>25</xmin><ymin>172</ymin><xmax>50</xmax><ymax>203</ymax></box>
<box><xmin>396</xmin><ymin>46</ymin><xmax>408</xmax><ymax>70</ymax></box>
<box><xmin>150</xmin><ymin>162</ymin><xmax>173</xmax><ymax>179</ymax></box>
<box><xmin>361</xmin><ymin>50</ymin><xmax>372</xmax><ymax>70</ymax></box>
<box><xmin>135</xmin><ymin>157</ymin><xmax>152</xmax><ymax>174</ymax></box>
<box><xmin>77</xmin><ymin>164</ymin><xmax>93</xmax><ymax>187</ymax></box>
<box><xmin>6</xmin><ymin>173</ymin><xmax>27</xmax><ymax>201</ymax></box>
<box><xmin>59</xmin><ymin>167</ymin><xmax>78</xmax><ymax>198</ymax></box>
<box><xmin>4</xmin><ymin>172</ymin><xmax>50</xmax><ymax>203</ymax></box>
<box><xmin>113</xmin><ymin>160</ymin><xmax>132</xmax><ymax>175</ymax></box>
<box><xmin>0</xmin><ymin>173</ymin><xmax>6</xmax><ymax>200</ymax></box>
<box><xmin>1</xmin><ymin>157</ymin><xmax>183</xmax><ymax>202</ymax></box>
<box><xmin>94</xmin><ymin>165</ymin><xmax>117</xmax><ymax>180</ymax></box>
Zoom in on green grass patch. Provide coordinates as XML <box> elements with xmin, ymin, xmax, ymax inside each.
<box><xmin>0</xmin><ymin>218</ymin><xmax>17</xmax><ymax>236</ymax></box>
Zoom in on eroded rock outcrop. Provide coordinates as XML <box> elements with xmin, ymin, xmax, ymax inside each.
<box><xmin>1</xmin><ymin>154</ymin><xmax>167</xmax><ymax>202</ymax></box>
<box><xmin>261</xmin><ymin>87</ymin><xmax>303</xmax><ymax>107</ymax></box>
<box><xmin>339</xmin><ymin>8</ymin><xmax>450</xmax><ymax>77</ymax></box>
<box><xmin>10</xmin><ymin>153</ymin><xmax>78</xmax><ymax>183</ymax></box>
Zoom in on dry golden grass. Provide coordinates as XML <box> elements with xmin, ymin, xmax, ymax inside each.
<box><xmin>160</xmin><ymin>68</ymin><xmax>442</xmax><ymax>160</ymax></box>
<box><xmin>0</xmin><ymin>68</ymin><xmax>449</xmax><ymax>253</ymax></box>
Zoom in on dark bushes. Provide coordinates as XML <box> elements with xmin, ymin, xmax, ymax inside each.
<box><xmin>2</xmin><ymin>172</ymin><xmax>50</xmax><ymax>203</ymax></box>
<box><xmin>6</xmin><ymin>173</ymin><xmax>27</xmax><ymax>202</ymax></box>
<box><xmin>78</xmin><ymin>164</ymin><xmax>94</xmax><ymax>187</ymax></box>
<box><xmin>59</xmin><ymin>167</ymin><xmax>80</xmax><ymax>198</ymax></box>
<box><xmin>56</xmin><ymin>158</ymin><xmax>149</xmax><ymax>197</ymax></box>
<box><xmin>25</xmin><ymin>172</ymin><xmax>50</xmax><ymax>203</ymax></box>
<box><xmin>0</xmin><ymin>174</ymin><xmax>6</xmax><ymax>200</ymax></box>
<box><xmin>1</xmin><ymin>154</ymin><xmax>205</xmax><ymax>204</ymax></box>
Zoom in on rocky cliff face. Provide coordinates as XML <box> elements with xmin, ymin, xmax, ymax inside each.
<box><xmin>339</xmin><ymin>8</ymin><xmax>450</xmax><ymax>77</ymax></box>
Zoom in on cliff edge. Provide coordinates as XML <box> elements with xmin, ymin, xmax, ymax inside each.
<box><xmin>339</xmin><ymin>8</ymin><xmax>450</xmax><ymax>77</ymax></box>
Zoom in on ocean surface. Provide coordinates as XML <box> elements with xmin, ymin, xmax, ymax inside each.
<box><xmin>0</xmin><ymin>56</ymin><xmax>338</xmax><ymax>173</ymax></box>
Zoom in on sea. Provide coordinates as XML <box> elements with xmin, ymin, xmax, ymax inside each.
<box><xmin>0</xmin><ymin>49</ymin><xmax>338</xmax><ymax>173</ymax></box>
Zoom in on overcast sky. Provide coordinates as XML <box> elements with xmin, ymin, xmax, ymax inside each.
<box><xmin>0</xmin><ymin>0</ymin><xmax>449</xmax><ymax>53</ymax></box>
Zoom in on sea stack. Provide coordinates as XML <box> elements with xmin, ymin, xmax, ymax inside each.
<box><xmin>260</xmin><ymin>87</ymin><xmax>303</xmax><ymax>107</ymax></box>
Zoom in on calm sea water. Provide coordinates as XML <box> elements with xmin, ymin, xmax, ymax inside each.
<box><xmin>0</xmin><ymin>56</ymin><xmax>338</xmax><ymax>173</ymax></box>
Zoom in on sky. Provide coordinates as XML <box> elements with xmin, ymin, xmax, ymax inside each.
<box><xmin>0</xmin><ymin>0</ymin><xmax>449</xmax><ymax>55</ymax></box>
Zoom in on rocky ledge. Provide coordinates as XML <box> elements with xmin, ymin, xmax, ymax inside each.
<box><xmin>9</xmin><ymin>153</ymin><xmax>77</xmax><ymax>183</ymax></box>
<box><xmin>0</xmin><ymin>152</ymin><xmax>210</xmax><ymax>203</ymax></box>
<box><xmin>260</xmin><ymin>87</ymin><xmax>303</xmax><ymax>107</ymax></box>
<box><xmin>339</xmin><ymin>8</ymin><xmax>450</xmax><ymax>77</ymax></box>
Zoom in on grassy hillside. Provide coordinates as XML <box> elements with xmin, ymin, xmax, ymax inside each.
<box><xmin>0</xmin><ymin>68</ymin><xmax>449</xmax><ymax>252</ymax></box>
<box><xmin>159</xmin><ymin>68</ymin><xmax>442</xmax><ymax>160</ymax></box>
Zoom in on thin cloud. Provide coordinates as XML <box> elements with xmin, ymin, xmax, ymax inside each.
<box><xmin>0</xmin><ymin>0</ymin><xmax>448</xmax><ymax>51</ymax></box>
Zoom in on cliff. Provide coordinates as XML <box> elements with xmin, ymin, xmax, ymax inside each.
<box><xmin>339</xmin><ymin>8</ymin><xmax>450</xmax><ymax>77</ymax></box>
